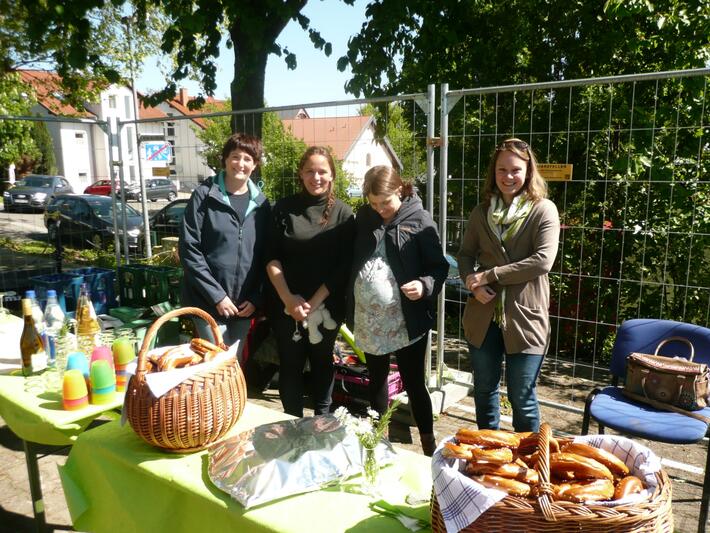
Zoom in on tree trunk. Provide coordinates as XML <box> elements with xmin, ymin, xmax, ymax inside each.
<box><xmin>228</xmin><ymin>1</ymin><xmax>307</xmax><ymax>138</ymax></box>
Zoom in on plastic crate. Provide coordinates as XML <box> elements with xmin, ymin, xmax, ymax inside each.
<box><xmin>30</xmin><ymin>272</ymin><xmax>84</xmax><ymax>312</ymax></box>
<box><xmin>66</xmin><ymin>267</ymin><xmax>117</xmax><ymax>315</ymax></box>
<box><xmin>117</xmin><ymin>264</ymin><xmax>183</xmax><ymax>307</ymax></box>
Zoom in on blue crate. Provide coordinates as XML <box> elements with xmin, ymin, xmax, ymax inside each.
<box><xmin>66</xmin><ymin>267</ymin><xmax>117</xmax><ymax>314</ymax></box>
<box><xmin>30</xmin><ymin>272</ymin><xmax>84</xmax><ymax>313</ymax></box>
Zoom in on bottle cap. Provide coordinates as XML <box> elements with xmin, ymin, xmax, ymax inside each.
<box><xmin>25</xmin><ymin>290</ymin><xmax>36</xmax><ymax>298</ymax></box>
<box><xmin>47</xmin><ymin>289</ymin><xmax>57</xmax><ymax>298</ymax></box>
<box><xmin>21</xmin><ymin>298</ymin><xmax>32</xmax><ymax>315</ymax></box>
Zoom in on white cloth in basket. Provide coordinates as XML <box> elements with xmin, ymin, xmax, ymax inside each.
<box><xmin>432</xmin><ymin>433</ymin><xmax>662</xmax><ymax>533</ymax></box>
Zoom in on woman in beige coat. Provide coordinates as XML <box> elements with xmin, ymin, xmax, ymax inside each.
<box><xmin>457</xmin><ymin>138</ymin><xmax>559</xmax><ymax>432</ymax></box>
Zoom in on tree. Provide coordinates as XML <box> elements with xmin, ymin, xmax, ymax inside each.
<box><xmin>17</xmin><ymin>0</ymin><xmax>354</xmax><ymax>138</ymax></box>
<box><xmin>32</xmin><ymin>121</ymin><xmax>57</xmax><ymax>175</ymax></box>
<box><xmin>0</xmin><ymin>73</ymin><xmax>39</xmax><ymax>180</ymax></box>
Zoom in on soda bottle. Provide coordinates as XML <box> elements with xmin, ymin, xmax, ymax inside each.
<box><xmin>43</xmin><ymin>289</ymin><xmax>66</xmax><ymax>366</ymax></box>
<box><xmin>20</xmin><ymin>298</ymin><xmax>48</xmax><ymax>376</ymax></box>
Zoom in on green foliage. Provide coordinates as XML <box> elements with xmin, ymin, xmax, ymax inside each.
<box><xmin>31</xmin><ymin>121</ymin><xmax>57</xmax><ymax>175</ymax></box>
<box><xmin>0</xmin><ymin>73</ymin><xmax>39</xmax><ymax>176</ymax></box>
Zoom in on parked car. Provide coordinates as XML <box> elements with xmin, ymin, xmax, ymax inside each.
<box><xmin>83</xmin><ymin>180</ymin><xmax>113</xmax><ymax>196</ymax></box>
<box><xmin>125</xmin><ymin>178</ymin><xmax>178</xmax><ymax>202</ymax></box>
<box><xmin>444</xmin><ymin>253</ymin><xmax>470</xmax><ymax>305</ymax></box>
<box><xmin>3</xmin><ymin>174</ymin><xmax>74</xmax><ymax>212</ymax></box>
<box><xmin>149</xmin><ymin>198</ymin><xmax>188</xmax><ymax>243</ymax></box>
<box><xmin>44</xmin><ymin>194</ymin><xmax>143</xmax><ymax>251</ymax></box>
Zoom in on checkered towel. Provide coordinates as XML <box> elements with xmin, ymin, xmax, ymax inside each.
<box><xmin>432</xmin><ymin>434</ymin><xmax>662</xmax><ymax>533</ymax></box>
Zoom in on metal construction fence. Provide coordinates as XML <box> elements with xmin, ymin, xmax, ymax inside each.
<box><xmin>1</xmin><ymin>68</ymin><xmax>709</xmax><ymax>402</ymax></box>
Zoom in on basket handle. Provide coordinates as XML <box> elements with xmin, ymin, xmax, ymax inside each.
<box><xmin>135</xmin><ymin>306</ymin><xmax>226</xmax><ymax>374</ymax></box>
<box><xmin>534</xmin><ymin>423</ymin><xmax>557</xmax><ymax>522</ymax></box>
<box><xmin>654</xmin><ymin>336</ymin><xmax>695</xmax><ymax>361</ymax></box>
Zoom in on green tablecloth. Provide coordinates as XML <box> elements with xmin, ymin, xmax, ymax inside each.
<box><xmin>0</xmin><ymin>373</ymin><xmax>123</xmax><ymax>446</ymax></box>
<box><xmin>60</xmin><ymin>403</ymin><xmax>433</xmax><ymax>532</ymax></box>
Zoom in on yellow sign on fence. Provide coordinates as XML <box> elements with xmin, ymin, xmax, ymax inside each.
<box><xmin>151</xmin><ymin>167</ymin><xmax>170</xmax><ymax>177</ymax></box>
<box><xmin>538</xmin><ymin>164</ymin><xmax>573</xmax><ymax>181</ymax></box>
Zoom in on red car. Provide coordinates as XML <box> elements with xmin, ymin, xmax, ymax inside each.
<box><xmin>83</xmin><ymin>180</ymin><xmax>113</xmax><ymax>196</ymax></box>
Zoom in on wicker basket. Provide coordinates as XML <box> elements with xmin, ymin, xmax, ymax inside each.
<box><xmin>124</xmin><ymin>307</ymin><xmax>247</xmax><ymax>453</ymax></box>
<box><xmin>431</xmin><ymin>423</ymin><xmax>673</xmax><ymax>532</ymax></box>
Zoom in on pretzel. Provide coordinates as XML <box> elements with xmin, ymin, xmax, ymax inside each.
<box><xmin>549</xmin><ymin>452</ymin><xmax>614</xmax><ymax>481</ymax></box>
<box><xmin>456</xmin><ymin>428</ymin><xmax>521</xmax><ymax>449</ymax></box>
<box><xmin>442</xmin><ymin>442</ymin><xmax>474</xmax><ymax>461</ymax></box>
<box><xmin>518</xmin><ymin>432</ymin><xmax>560</xmax><ymax>455</ymax></box>
<box><xmin>473</xmin><ymin>474</ymin><xmax>532</xmax><ymax>497</ymax></box>
<box><xmin>561</xmin><ymin>442</ymin><xmax>629</xmax><ymax>479</ymax></box>
<box><xmin>553</xmin><ymin>478</ymin><xmax>615</xmax><ymax>502</ymax></box>
<box><xmin>613</xmin><ymin>475</ymin><xmax>644</xmax><ymax>500</ymax></box>
<box><xmin>190</xmin><ymin>338</ymin><xmax>221</xmax><ymax>356</ymax></box>
<box><xmin>158</xmin><ymin>347</ymin><xmax>195</xmax><ymax>371</ymax></box>
<box><xmin>469</xmin><ymin>446</ymin><xmax>514</xmax><ymax>464</ymax></box>
<box><xmin>466</xmin><ymin>461</ymin><xmax>539</xmax><ymax>484</ymax></box>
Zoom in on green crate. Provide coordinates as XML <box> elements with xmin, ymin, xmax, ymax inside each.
<box><xmin>117</xmin><ymin>265</ymin><xmax>183</xmax><ymax>307</ymax></box>
<box><xmin>127</xmin><ymin>317</ymin><xmax>180</xmax><ymax>350</ymax></box>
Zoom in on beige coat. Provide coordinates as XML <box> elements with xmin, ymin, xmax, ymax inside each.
<box><xmin>457</xmin><ymin>198</ymin><xmax>560</xmax><ymax>354</ymax></box>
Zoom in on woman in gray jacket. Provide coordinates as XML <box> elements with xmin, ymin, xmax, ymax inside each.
<box><xmin>457</xmin><ymin>138</ymin><xmax>559</xmax><ymax>432</ymax></box>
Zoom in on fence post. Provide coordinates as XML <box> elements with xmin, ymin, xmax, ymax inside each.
<box><xmin>114</xmin><ymin>122</ymin><xmax>131</xmax><ymax>262</ymax></box>
<box><xmin>106</xmin><ymin>119</ymin><xmax>123</xmax><ymax>266</ymax></box>
<box><xmin>436</xmin><ymin>84</ymin><xmax>450</xmax><ymax>389</ymax></box>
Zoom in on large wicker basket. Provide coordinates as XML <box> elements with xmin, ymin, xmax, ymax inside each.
<box><xmin>124</xmin><ymin>307</ymin><xmax>247</xmax><ymax>452</ymax></box>
<box><xmin>431</xmin><ymin>423</ymin><xmax>673</xmax><ymax>532</ymax></box>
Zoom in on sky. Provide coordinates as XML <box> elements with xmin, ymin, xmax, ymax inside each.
<box><xmin>136</xmin><ymin>0</ymin><xmax>368</xmax><ymax>107</ymax></box>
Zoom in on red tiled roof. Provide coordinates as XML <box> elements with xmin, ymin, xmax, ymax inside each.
<box><xmin>281</xmin><ymin>116</ymin><xmax>372</xmax><ymax>160</ymax></box>
<box><xmin>16</xmin><ymin>70</ymin><xmax>96</xmax><ymax>118</ymax></box>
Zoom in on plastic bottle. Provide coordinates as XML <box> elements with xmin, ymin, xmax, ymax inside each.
<box><xmin>20</xmin><ymin>298</ymin><xmax>47</xmax><ymax>376</ymax></box>
<box><xmin>43</xmin><ymin>289</ymin><xmax>66</xmax><ymax>366</ymax></box>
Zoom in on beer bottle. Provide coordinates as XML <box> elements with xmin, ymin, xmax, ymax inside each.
<box><xmin>20</xmin><ymin>298</ymin><xmax>48</xmax><ymax>376</ymax></box>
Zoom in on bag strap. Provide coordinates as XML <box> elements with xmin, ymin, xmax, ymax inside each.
<box><xmin>622</xmin><ymin>388</ymin><xmax>710</xmax><ymax>424</ymax></box>
<box><xmin>654</xmin><ymin>336</ymin><xmax>695</xmax><ymax>361</ymax></box>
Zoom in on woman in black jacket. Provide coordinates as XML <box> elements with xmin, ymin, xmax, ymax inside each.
<box><xmin>348</xmin><ymin>166</ymin><xmax>449</xmax><ymax>455</ymax></box>
<box><xmin>179</xmin><ymin>133</ymin><xmax>270</xmax><ymax>361</ymax></box>
<box><xmin>265</xmin><ymin>146</ymin><xmax>355</xmax><ymax>417</ymax></box>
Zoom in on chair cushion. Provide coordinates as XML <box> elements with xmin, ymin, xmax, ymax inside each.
<box><xmin>589</xmin><ymin>386</ymin><xmax>710</xmax><ymax>444</ymax></box>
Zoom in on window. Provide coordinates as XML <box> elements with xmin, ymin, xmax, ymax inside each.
<box><xmin>129</xmin><ymin>166</ymin><xmax>136</xmax><ymax>179</ymax></box>
<box><xmin>366</xmin><ymin>153</ymin><xmax>372</xmax><ymax>166</ymax></box>
<box><xmin>75</xmin><ymin>132</ymin><xmax>84</xmax><ymax>139</ymax></box>
<box><xmin>108</xmin><ymin>95</ymin><xmax>117</xmax><ymax>109</ymax></box>
<box><xmin>124</xmin><ymin>95</ymin><xmax>132</xmax><ymax>119</ymax></box>
<box><xmin>126</xmin><ymin>126</ymin><xmax>134</xmax><ymax>156</ymax></box>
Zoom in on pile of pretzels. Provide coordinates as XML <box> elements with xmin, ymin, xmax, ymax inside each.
<box><xmin>145</xmin><ymin>338</ymin><xmax>223</xmax><ymax>373</ymax></box>
<box><xmin>442</xmin><ymin>428</ymin><xmax>645</xmax><ymax>503</ymax></box>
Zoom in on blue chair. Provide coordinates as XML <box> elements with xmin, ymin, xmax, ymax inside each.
<box><xmin>582</xmin><ymin>319</ymin><xmax>710</xmax><ymax>533</ymax></box>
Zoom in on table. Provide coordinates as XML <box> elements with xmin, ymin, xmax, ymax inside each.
<box><xmin>0</xmin><ymin>373</ymin><xmax>124</xmax><ymax>531</ymax></box>
<box><xmin>60</xmin><ymin>403</ymin><xmax>433</xmax><ymax>532</ymax></box>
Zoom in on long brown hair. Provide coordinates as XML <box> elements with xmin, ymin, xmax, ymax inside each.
<box><xmin>362</xmin><ymin>165</ymin><xmax>414</xmax><ymax>198</ymax></box>
<box><xmin>298</xmin><ymin>146</ymin><xmax>336</xmax><ymax>225</ymax></box>
<box><xmin>482</xmin><ymin>138</ymin><xmax>547</xmax><ymax>207</ymax></box>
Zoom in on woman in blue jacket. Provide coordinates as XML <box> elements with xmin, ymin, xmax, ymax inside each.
<box><xmin>348</xmin><ymin>165</ymin><xmax>449</xmax><ymax>455</ymax></box>
<box><xmin>179</xmin><ymin>133</ymin><xmax>270</xmax><ymax>361</ymax></box>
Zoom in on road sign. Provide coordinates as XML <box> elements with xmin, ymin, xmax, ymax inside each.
<box><xmin>144</xmin><ymin>142</ymin><xmax>172</xmax><ymax>162</ymax></box>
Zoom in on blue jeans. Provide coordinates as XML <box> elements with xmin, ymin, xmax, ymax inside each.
<box><xmin>468</xmin><ymin>322</ymin><xmax>544</xmax><ymax>432</ymax></box>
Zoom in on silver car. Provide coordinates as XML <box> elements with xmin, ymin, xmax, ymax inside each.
<box><xmin>3</xmin><ymin>174</ymin><xmax>74</xmax><ymax>212</ymax></box>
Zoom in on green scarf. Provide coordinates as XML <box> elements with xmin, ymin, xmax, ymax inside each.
<box><xmin>486</xmin><ymin>194</ymin><xmax>533</xmax><ymax>328</ymax></box>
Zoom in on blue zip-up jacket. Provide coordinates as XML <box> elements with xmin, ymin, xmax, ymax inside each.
<box><xmin>179</xmin><ymin>172</ymin><xmax>271</xmax><ymax>322</ymax></box>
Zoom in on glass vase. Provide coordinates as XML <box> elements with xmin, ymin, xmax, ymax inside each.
<box><xmin>361</xmin><ymin>442</ymin><xmax>380</xmax><ymax>495</ymax></box>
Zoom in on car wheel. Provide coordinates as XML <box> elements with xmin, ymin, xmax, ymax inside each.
<box><xmin>167</xmin><ymin>191</ymin><xmax>177</xmax><ymax>201</ymax></box>
<box><xmin>3</xmin><ymin>205</ymin><xmax>13</xmax><ymax>213</ymax></box>
<box><xmin>150</xmin><ymin>197</ymin><xmax>158</xmax><ymax>202</ymax></box>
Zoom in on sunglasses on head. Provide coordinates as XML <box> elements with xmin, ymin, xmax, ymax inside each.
<box><xmin>496</xmin><ymin>140</ymin><xmax>529</xmax><ymax>151</ymax></box>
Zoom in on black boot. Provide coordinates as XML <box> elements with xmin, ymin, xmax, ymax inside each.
<box><xmin>420</xmin><ymin>432</ymin><xmax>436</xmax><ymax>457</ymax></box>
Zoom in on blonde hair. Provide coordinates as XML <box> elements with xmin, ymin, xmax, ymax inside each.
<box><xmin>482</xmin><ymin>138</ymin><xmax>547</xmax><ymax>206</ymax></box>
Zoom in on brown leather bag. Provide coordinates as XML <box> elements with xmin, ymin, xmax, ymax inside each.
<box><xmin>624</xmin><ymin>337</ymin><xmax>709</xmax><ymax>412</ymax></box>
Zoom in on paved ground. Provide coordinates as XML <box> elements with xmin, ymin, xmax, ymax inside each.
<box><xmin>1</xmin><ymin>375</ymin><xmax>707</xmax><ymax>533</ymax></box>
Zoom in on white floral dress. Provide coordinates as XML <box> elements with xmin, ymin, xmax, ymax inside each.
<box><xmin>353</xmin><ymin>237</ymin><xmax>421</xmax><ymax>355</ymax></box>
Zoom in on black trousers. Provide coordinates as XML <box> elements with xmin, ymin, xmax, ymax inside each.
<box><xmin>365</xmin><ymin>335</ymin><xmax>433</xmax><ymax>434</ymax></box>
<box><xmin>271</xmin><ymin>316</ymin><xmax>338</xmax><ymax>417</ymax></box>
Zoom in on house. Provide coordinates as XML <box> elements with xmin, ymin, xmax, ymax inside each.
<box><xmin>281</xmin><ymin>115</ymin><xmax>402</xmax><ymax>195</ymax></box>
<box><xmin>16</xmin><ymin>70</ymin><xmax>139</xmax><ymax>193</ymax></box>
